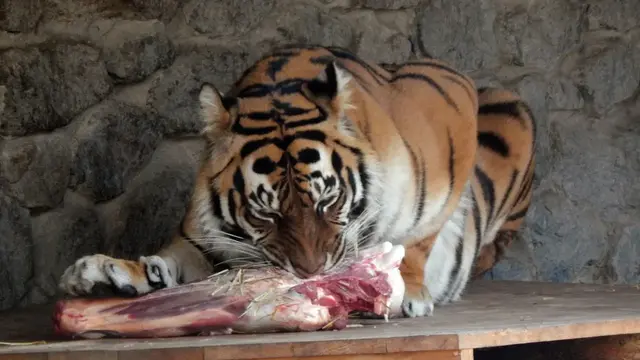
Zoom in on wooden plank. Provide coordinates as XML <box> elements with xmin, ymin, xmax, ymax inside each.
<box><xmin>202</xmin><ymin>336</ymin><xmax>458</xmax><ymax>360</ymax></box>
<box><xmin>0</xmin><ymin>281</ymin><xmax>638</xmax><ymax>356</ymax></box>
<box><xmin>214</xmin><ymin>350</ymin><xmax>472</xmax><ymax>360</ymax></box>
<box><xmin>118</xmin><ymin>348</ymin><xmax>204</xmax><ymax>360</ymax></box>
<box><xmin>453</xmin><ymin>281</ymin><xmax>640</xmax><ymax>349</ymax></box>
<box><xmin>48</xmin><ymin>351</ymin><xmax>117</xmax><ymax>360</ymax></box>
<box><xmin>476</xmin><ymin>334</ymin><xmax>640</xmax><ymax>360</ymax></box>
<box><xmin>0</xmin><ymin>355</ymin><xmax>47</xmax><ymax>360</ymax></box>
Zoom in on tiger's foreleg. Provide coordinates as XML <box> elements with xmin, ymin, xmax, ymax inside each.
<box><xmin>58</xmin><ymin>236</ymin><xmax>212</xmax><ymax>297</ymax></box>
<box><xmin>399</xmin><ymin>234</ymin><xmax>437</xmax><ymax>318</ymax></box>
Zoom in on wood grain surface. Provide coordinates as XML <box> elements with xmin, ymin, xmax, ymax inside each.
<box><xmin>0</xmin><ymin>280</ymin><xmax>638</xmax><ymax>359</ymax></box>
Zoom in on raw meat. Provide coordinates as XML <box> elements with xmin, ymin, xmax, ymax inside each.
<box><xmin>53</xmin><ymin>242</ymin><xmax>406</xmax><ymax>339</ymax></box>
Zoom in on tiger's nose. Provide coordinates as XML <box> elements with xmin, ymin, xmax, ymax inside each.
<box><xmin>292</xmin><ymin>254</ymin><xmax>326</xmax><ymax>278</ymax></box>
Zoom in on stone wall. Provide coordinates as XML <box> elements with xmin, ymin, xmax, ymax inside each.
<box><xmin>1</xmin><ymin>0</ymin><xmax>639</xmax><ymax>310</ymax></box>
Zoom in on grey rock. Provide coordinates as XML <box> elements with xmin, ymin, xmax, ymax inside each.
<box><xmin>546</xmin><ymin>78</ymin><xmax>585</xmax><ymax>111</ymax></box>
<box><xmin>417</xmin><ymin>0</ymin><xmax>500</xmax><ymax>72</ymax></box>
<box><xmin>0</xmin><ymin>0</ymin><xmax>42</xmax><ymax>32</ymax></box>
<box><xmin>148</xmin><ymin>47</ymin><xmax>250</xmax><ymax>135</ymax></box>
<box><xmin>571</xmin><ymin>40</ymin><xmax>640</xmax><ymax>114</ymax></box>
<box><xmin>0</xmin><ymin>43</ymin><xmax>113</xmax><ymax>136</ymax></box>
<box><xmin>351</xmin><ymin>0</ymin><xmax>420</xmax><ymax>9</ymax></box>
<box><xmin>586</xmin><ymin>0</ymin><xmax>640</xmax><ymax>32</ymax></box>
<box><xmin>0</xmin><ymin>48</ymin><xmax>58</xmax><ymax>136</ymax></box>
<box><xmin>102</xmin><ymin>20</ymin><xmax>175</xmax><ymax>83</ymax></box>
<box><xmin>38</xmin><ymin>19</ymin><xmax>92</xmax><ymax>42</ymax></box>
<box><xmin>495</xmin><ymin>0</ymin><xmax>583</xmax><ymax>69</ymax></box>
<box><xmin>31</xmin><ymin>192</ymin><xmax>104</xmax><ymax>299</ymax></box>
<box><xmin>469</xmin><ymin>73</ymin><xmax>503</xmax><ymax>89</ymax></box>
<box><xmin>527</xmin><ymin>188</ymin><xmax>609</xmax><ymax>283</ymax></box>
<box><xmin>612</xmin><ymin>225</ymin><xmax>640</xmax><ymax>284</ymax></box>
<box><xmin>102</xmin><ymin>140</ymin><xmax>203</xmax><ymax>259</ymax></box>
<box><xmin>350</xmin><ymin>11</ymin><xmax>412</xmax><ymax>64</ymax></box>
<box><xmin>0</xmin><ymin>137</ymin><xmax>36</xmax><ymax>183</ymax></box>
<box><xmin>69</xmin><ymin>100</ymin><xmax>162</xmax><ymax>203</ymax></box>
<box><xmin>512</xmin><ymin>75</ymin><xmax>557</xmax><ymax>181</ymax></box>
<box><xmin>20</xmin><ymin>285</ymin><xmax>50</xmax><ymax>307</ymax></box>
<box><xmin>0</xmin><ymin>192</ymin><xmax>33</xmax><ymax>310</ymax></box>
<box><xmin>130</xmin><ymin>0</ymin><xmax>180</xmax><ymax>20</ymax></box>
<box><xmin>270</xmin><ymin>4</ymin><xmax>353</xmax><ymax>49</ymax></box>
<box><xmin>0</xmin><ymin>134</ymin><xmax>71</xmax><ymax>210</ymax></box>
<box><xmin>185</xmin><ymin>0</ymin><xmax>274</xmax><ymax>37</ymax></box>
<box><xmin>46</xmin><ymin>43</ymin><xmax>113</xmax><ymax>121</ymax></box>
<box><xmin>484</xmin><ymin>231</ymin><xmax>538</xmax><ymax>281</ymax></box>
<box><xmin>548</xmin><ymin>110</ymin><xmax>636</xmax><ymax>209</ymax></box>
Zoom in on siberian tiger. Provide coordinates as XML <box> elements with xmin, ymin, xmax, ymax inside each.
<box><xmin>58</xmin><ymin>45</ymin><xmax>536</xmax><ymax>317</ymax></box>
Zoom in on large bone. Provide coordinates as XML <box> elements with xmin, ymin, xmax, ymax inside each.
<box><xmin>53</xmin><ymin>242</ymin><xmax>406</xmax><ymax>339</ymax></box>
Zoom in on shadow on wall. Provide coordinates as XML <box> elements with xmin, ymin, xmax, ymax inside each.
<box><xmin>0</xmin><ymin>0</ymin><xmax>639</xmax><ymax>310</ymax></box>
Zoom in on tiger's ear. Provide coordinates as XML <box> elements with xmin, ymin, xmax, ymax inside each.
<box><xmin>303</xmin><ymin>62</ymin><xmax>357</xmax><ymax>135</ymax></box>
<box><xmin>199</xmin><ymin>83</ymin><xmax>237</xmax><ymax>137</ymax></box>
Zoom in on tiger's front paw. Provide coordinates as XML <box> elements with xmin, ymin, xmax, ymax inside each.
<box><xmin>401</xmin><ymin>283</ymin><xmax>435</xmax><ymax>318</ymax></box>
<box><xmin>58</xmin><ymin>254</ymin><xmax>176</xmax><ymax>298</ymax></box>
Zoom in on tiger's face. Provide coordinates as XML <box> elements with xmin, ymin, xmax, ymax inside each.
<box><xmin>197</xmin><ymin>57</ymin><xmax>378</xmax><ymax>278</ymax></box>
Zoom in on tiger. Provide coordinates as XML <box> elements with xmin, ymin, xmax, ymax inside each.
<box><xmin>58</xmin><ymin>45</ymin><xmax>536</xmax><ymax>318</ymax></box>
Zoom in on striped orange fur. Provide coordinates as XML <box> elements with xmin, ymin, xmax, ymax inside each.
<box><xmin>58</xmin><ymin>46</ymin><xmax>535</xmax><ymax>318</ymax></box>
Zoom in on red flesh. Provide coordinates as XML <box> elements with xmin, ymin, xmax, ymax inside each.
<box><xmin>53</xmin><ymin>245</ymin><xmax>403</xmax><ymax>339</ymax></box>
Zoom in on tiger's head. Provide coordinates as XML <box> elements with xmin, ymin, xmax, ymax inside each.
<box><xmin>195</xmin><ymin>48</ymin><xmax>381</xmax><ymax>278</ymax></box>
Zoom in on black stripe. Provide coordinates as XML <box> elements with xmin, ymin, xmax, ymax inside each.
<box><xmin>495</xmin><ymin>169</ymin><xmax>519</xmax><ymax>220</ymax></box>
<box><xmin>210</xmin><ymin>190</ymin><xmax>223</xmax><ymax>218</ymax></box>
<box><xmin>351</xmin><ymin>160</ymin><xmax>369</xmax><ymax>221</ymax></box>
<box><xmin>211</xmin><ymin>158</ymin><xmax>235</xmax><ymax>181</ymax></box>
<box><xmin>506</xmin><ymin>206</ymin><xmax>529</xmax><ymax>222</ymax></box>
<box><xmin>283</xmin><ymin>111</ymin><xmax>328</xmax><ymax>129</ymax></box>
<box><xmin>357</xmin><ymin>160</ymin><xmax>370</xmax><ymax>202</ymax></box>
<box><xmin>227</xmin><ymin>189</ymin><xmax>238</xmax><ymax>225</ymax></box>
<box><xmin>283</xmin><ymin>130</ymin><xmax>327</xmax><ymax>145</ymax></box>
<box><xmin>267</xmin><ymin>57</ymin><xmax>290</xmax><ymax>81</ymax></box>
<box><xmin>474</xmin><ymin>166</ymin><xmax>495</xmax><ymax>227</ymax></box>
<box><xmin>403</xmin><ymin>61</ymin><xmax>474</xmax><ymax>91</ymax></box>
<box><xmin>310</xmin><ymin>55</ymin><xmax>335</xmax><ymax>65</ymax></box>
<box><xmin>443</xmin><ymin>74</ymin><xmax>474</xmax><ymax>100</ymax></box>
<box><xmin>327</xmin><ymin>46</ymin><xmax>389</xmax><ymax>85</ymax></box>
<box><xmin>413</xmin><ymin>161</ymin><xmax>427</xmax><ymax>227</ymax></box>
<box><xmin>236</xmin><ymin>84</ymin><xmax>271</xmax><ymax>98</ymax></box>
<box><xmin>478</xmin><ymin>131</ymin><xmax>510</xmax><ymax>157</ymax></box>
<box><xmin>280</xmin><ymin>106</ymin><xmax>315</xmax><ymax>117</ymax></box>
<box><xmin>442</xmin><ymin>230</ymin><xmax>464</xmax><ymax>303</ymax></box>
<box><xmin>514</xmin><ymin>170</ymin><xmax>534</xmax><ymax>206</ymax></box>
<box><xmin>331</xmin><ymin>150</ymin><xmax>343</xmax><ymax>175</ymax></box>
<box><xmin>442</xmin><ymin>128</ymin><xmax>455</xmax><ymax>206</ymax></box>
<box><xmin>241</xmin><ymin>138</ymin><xmax>276</xmax><ymax>158</ymax></box>
<box><xmin>346</xmin><ymin>167</ymin><xmax>357</xmax><ymax>208</ymax></box>
<box><xmin>521</xmin><ymin>101</ymin><xmax>537</xmax><ymax>143</ymax></box>
<box><xmin>335</xmin><ymin>139</ymin><xmax>363</xmax><ymax>156</ymax></box>
<box><xmin>471</xmin><ymin>191</ymin><xmax>483</xmax><ymax>262</ymax></box>
<box><xmin>269</xmin><ymin>50</ymin><xmax>300</xmax><ymax>58</ymax></box>
<box><xmin>235</xmin><ymin>78</ymin><xmax>306</xmax><ymax>98</ymax></box>
<box><xmin>241</xmin><ymin>111</ymin><xmax>273</xmax><ymax>121</ymax></box>
<box><xmin>390</xmin><ymin>73</ymin><xmax>460</xmax><ymax>114</ymax></box>
<box><xmin>478</xmin><ymin>101</ymin><xmax>527</xmax><ymax>127</ymax></box>
<box><xmin>402</xmin><ymin>138</ymin><xmax>425</xmax><ymax>227</ymax></box>
<box><xmin>233</xmin><ymin>169</ymin><xmax>246</xmax><ymax>196</ymax></box>
<box><xmin>231</xmin><ymin>122</ymin><xmax>278</xmax><ymax>136</ymax></box>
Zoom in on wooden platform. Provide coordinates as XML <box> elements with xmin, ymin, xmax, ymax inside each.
<box><xmin>0</xmin><ymin>280</ymin><xmax>639</xmax><ymax>359</ymax></box>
